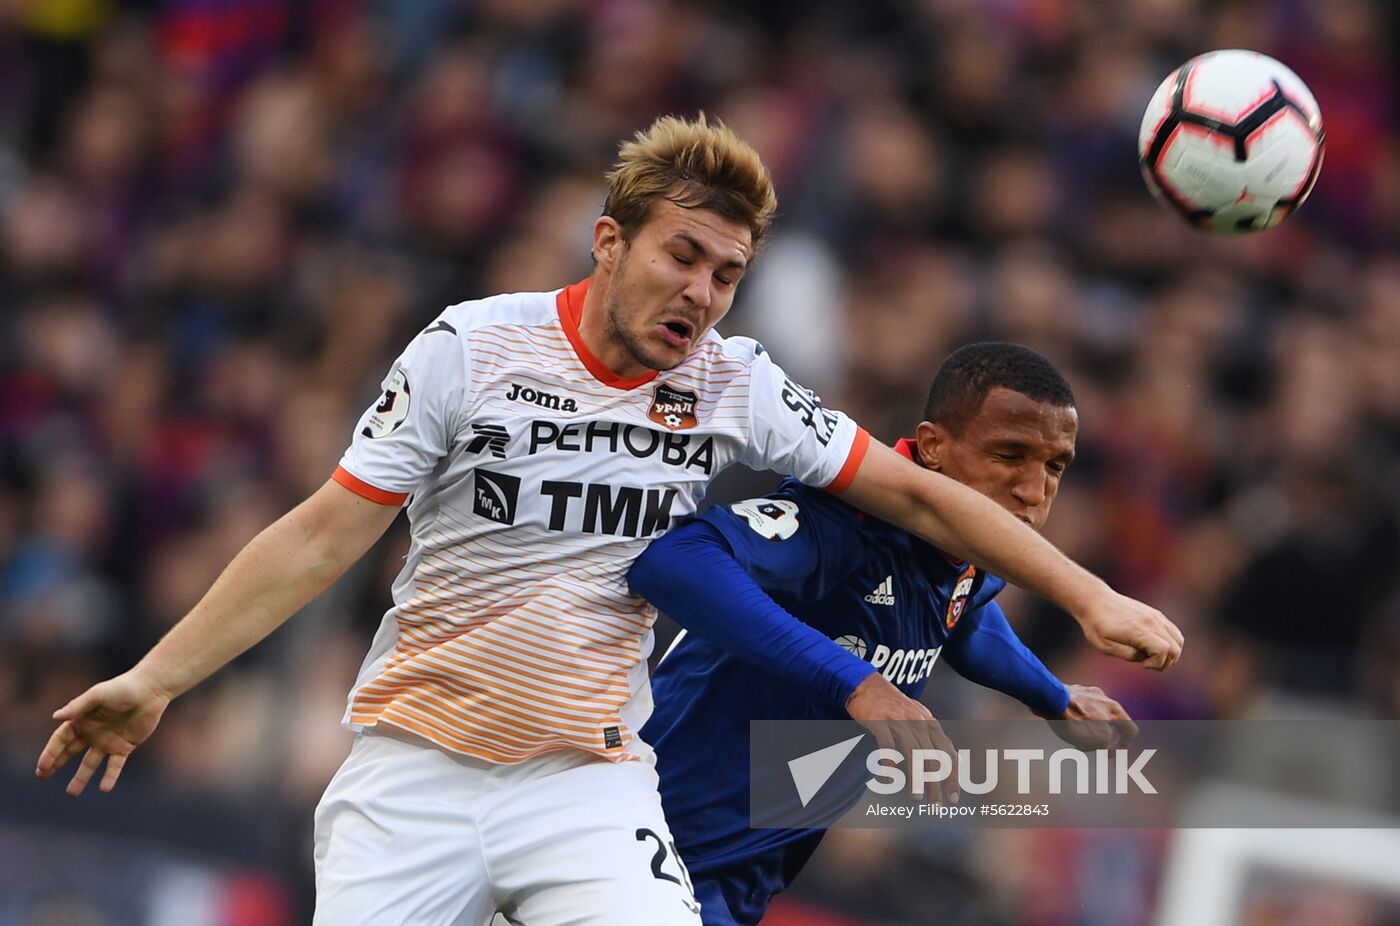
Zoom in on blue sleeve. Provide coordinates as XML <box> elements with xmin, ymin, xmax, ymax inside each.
<box><xmin>629</xmin><ymin>519</ymin><xmax>877</xmax><ymax>707</ymax></box>
<box><xmin>696</xmin><ymin>482</ymin><xmax>872</xmax><ymax>600</ymax></box>
<box><xmin>941</xmin><ymin>600</ymin><xmax>1070</xmax><ymax>717</ymax></box>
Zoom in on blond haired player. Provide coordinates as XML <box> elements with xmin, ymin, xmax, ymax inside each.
<box><xmin>37</xmin><ymin>115</ymin><xmax>1182</xmax><ymax>925</ymax></box>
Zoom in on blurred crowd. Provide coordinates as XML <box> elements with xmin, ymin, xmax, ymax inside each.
<box><xmin>2</xmin><ymin>0</ymin><xmax>1399</xmax><ymax>924</ymax></box>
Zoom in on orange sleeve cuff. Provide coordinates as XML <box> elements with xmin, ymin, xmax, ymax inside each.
<box><xmin>332</xmin><ymin>466</ymin><xmax>409</xmax><ymax>506</ymax></box>
<box><xmin>824</xmin><ymin>427</ymin><xmax>871</xmax><ymax>494</ymax></box>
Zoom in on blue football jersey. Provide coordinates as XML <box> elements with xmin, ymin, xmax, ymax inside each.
<box><xmin>643</xmin><ymin>473</ymin><xmax>1006</xmax><ymax>924</ymax></box>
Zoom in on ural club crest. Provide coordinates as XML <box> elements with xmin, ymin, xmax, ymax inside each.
<box><xmin>648</xmin><ymin>384</ymin><xmax>698</xmax><ymax>431</ymax></box>
<box><xmin>945</xmin><ymin>564</ymin><xmax>978</xmax><ymax>630</ymax></box>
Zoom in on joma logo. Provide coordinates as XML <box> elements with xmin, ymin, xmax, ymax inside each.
<box><xmin>506</xmin><ymin>383</ymin><xmax>578</xmax><ymax>413</ymax></box>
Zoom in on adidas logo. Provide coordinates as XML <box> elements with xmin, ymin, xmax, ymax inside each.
<box><xmin>863</xmin><ymin>575</ymin><xmax>895</xmax><ymax>606</ymax></box>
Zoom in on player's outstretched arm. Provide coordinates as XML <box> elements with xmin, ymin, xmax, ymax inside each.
<box><xmin>630</xmin><ymin>519</ymin><xmax>876</xmax><ymax>706</ymax></box>
<box><xmin>35</xmin><ymin>478</ymin><xmax>401</xmax><ymax>797</ymax></box>
<box><xmin>839</xmin><ymin>442</ymin><xmax>1183</xmax><ymax>670</ymax></box>
<box><xmin>941</xmin><ymin>600</ymin><xmax>1070</xmax><ymax>717</ymax></box>
<box><xmin>942</xmin><ymin>601</ymin><xmax>1136</xmax><ymax>749</ymax></box>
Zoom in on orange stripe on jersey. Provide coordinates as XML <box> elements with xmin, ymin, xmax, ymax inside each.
<box><xmin>460</xmin><ymin>629</ymin><xmax>633</xmax><ymax>683</ymax></box>
<box><xmin>381</xmin><ymin>637</ymin><xmax>631</xmax><ymax>707</ymax></box>
<box><xmin>356</xmin><ymin>682</ymin><xmax>607</xmax><ymax>736</ymax></box>
<box><xmin>332</xmin><ymin>466</ymin><xmax>409</xmax><ymax>506</ymax></box>
<box><xmin>470</xmin><ymin>339</ymin><xmax>567</xmax><ymax>362</ymax></box>
<box><xmin>824</xmin><ymin>426</ymin><xmax>871</xmax><ymax>494</ymax></box>
<box><xmin>483</xmin><ymin>621</ymin><xmax>637</xmax><ymax>674</ymax></box>
<box><xmin>556</xmin><ymin>279</ymin><xmax>658</xmax><ymax>390</ymax></box>
<box><xmin>512</xmin><ymin>604</ymin><xmax>650</xmax><ymax>646</ymax></box>
<box><xmin>350</xmin><ymin>589</ymin><xmax>649</xmax><ymax>761</ymax></box>
<box><xmin>355</xmin><ymin>671</ymin><xmax>618</xmax><ymax>735</ymax></box>
<box><xmin>357</xmin><ymin>683</ymin><xmax>620</xmax><ymax>748</ymax></box>
<box><xmin>367</xmin><ymin>711</ymin><xmax>637</xmax><ymax>766</ymax></box>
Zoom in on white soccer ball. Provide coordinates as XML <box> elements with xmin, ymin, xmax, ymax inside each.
<box><xmin>1138</xmin><ymin>49</ymin><xmax>1324</xmax><ymax>234</ymax></box>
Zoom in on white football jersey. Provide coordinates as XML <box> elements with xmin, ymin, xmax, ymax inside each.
<box><xmin>334</xmin><ymin>280</ymin><xmax>870</xmax><ymax>764</ymax></box>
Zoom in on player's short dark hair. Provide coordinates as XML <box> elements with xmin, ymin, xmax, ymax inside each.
<box><xmin>922</xmin><ymin>342</ymin><xmax>1075</xmax><ymax>434</ymax></box>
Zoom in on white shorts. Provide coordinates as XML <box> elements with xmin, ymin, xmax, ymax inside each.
<box><xmin>312</xmin><ymin>730</ymin><xmax>703</xmax><ymax>926</ymax></box>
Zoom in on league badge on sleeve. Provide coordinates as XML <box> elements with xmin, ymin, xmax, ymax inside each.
<box><xmin>833</xmin><ymin>634</ymin><xmax>868</xmax><ymax>659</ymax></box>
<box><xmin>731</xmin><ymin>498</ymin><xmax>800</xmax><ymax>541</ymax></box>
<box><xmin>648</xmin><ymin>384</ymin><xmax>698</xmax><ymax>431</ymax></box>
<box><xmin>945</xmin><ymin>564</ymin><xmax>978</xmax><ymax>630</ymax></box>
<box><xmin>363</xmin><ymin>369</ymin><xmax>411</xmax><ymax>438</ymax></box>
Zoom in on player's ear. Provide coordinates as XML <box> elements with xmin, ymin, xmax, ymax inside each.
<box><xmin>593</xmin><ymin>217</ymin><xmax>625</xmax><ymax>270</ymax></box>
<box><xmin>915</xmin><ymin>420</ymin><xmax>947</xmax><ymax>472</ymax></box>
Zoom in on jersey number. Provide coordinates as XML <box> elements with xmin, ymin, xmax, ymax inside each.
<box><xmin>636</xmin><ymin>827</ymin><xmax>697</xmax><ymax>901</ymax></box>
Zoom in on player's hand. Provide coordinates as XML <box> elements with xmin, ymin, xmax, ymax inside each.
<box><xmin>1075</xmin><ymin>590</ymin><xmax>1183</xmax><ymax>670</ymax></box>
<box><xmin>35</xmin><ymin>670</ymin><xmax>172</xmax><ymax>796</ymax></box>
<box><xmin>845</xmin><ymin>673</ymin><xmax>959</xmax><ymax>805</ymax></box>
<box><xmin>1044</xmin><ymin>684</ymin><xmax>1138</xmax><ymax>751</ymax></box>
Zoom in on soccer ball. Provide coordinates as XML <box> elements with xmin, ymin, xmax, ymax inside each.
<box><xmin>1138</xmin><ymin>49</ymin><xmax>1324</xmax><ymax>234</ymax></box>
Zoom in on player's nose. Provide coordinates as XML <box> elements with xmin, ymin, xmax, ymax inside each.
<box><xmin>681</xmin><ymin>271</ymin><xmax>713</xmax><ymax>309</ymax></box>
<box><xmin>1010</xmin><ymin>468</ymin><xmax>1048</xmax><ymax>508</ymax></box>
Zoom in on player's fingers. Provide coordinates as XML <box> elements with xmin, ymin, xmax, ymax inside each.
<box><xmin>902</xmin><ymin>724</ymin><xmax>955</xmax><ymax>805</ymax></box>
<box><xmin>87</xmin><ymin>729</ymin><xmax>138</xmax><ymax>757</ymax></box>
<box><xmin>887</xmin><ymin>727</ymin><xmax>927</xmax><ymax>802</ymax></box>
<box><xmin>99</xmin><ymin>753</ymin><xmax>128</xmax><ymax>792</ymax></box>
<box><xmin>935</xmin><ymin>728</ymin><xmax>959</xmax><ymax>805</ymax></box>
<box><xmin>1142</xmin><ymin>636</ymin><xmax>1178</xmax><ymax>670</ymax></box>
<box><xmin>66</xmin><ymin>747</ymin><xmax>105</xmax><ymax>797</ymax></box>
<box><xmin>1117</xmin><ymin>716</ymin><xmax>1140</xmax><ymax>747</ymax></box>
<box><xmin>1134</xmin><ymin>630</ymin><xmax>1179</xmax><ymax>669</ymax></box>
<box><xmin>35</xmin><ymin>722</ymin><xmax>76</xmax><ymax>777</ymax></box>
<box><xmin>53</xmin><ymin>687</ymin><xmax>104</xmax><ymax>723</ymax></box>
<box><xmin>1160</xmin><ymin>615</ymin><xmax>1185</xmax><ymax>648</ymax></box>
<box><xmin>865</xmin><ymin>720</ymin><xmax>895</xmax><ymax>754</ymax></box>
<box><xmin>909</xmin><ymin>745</ymin><xmax>942</xmax><ymax>805</ymax></box>
<box><xmin>903</xmin><ymin>741</ymin><xmax>938</xmax><ymax>805</ymax></box>
<box><xmin>1102</xmin><ymin>699</ymin><xmax>1140</xmax><ymax>746</ymax></box>
<box><xmin>1129</xmin><ymin>597</ymin><xmax>1181</xmax><ymax>648</ymax></box>
<box><xmin>55</xmin><ymin>735</ymin><xmax>91</xmax><ymax>771</ymax></box>
<box><xmin>37</xmin><ymin>723</ymin><xmax>91</xmax><ymax>777</ymax></box>
<box><xmin>917</xmin><ymin>722</ymin><xmax>956</xmax><ymax>804</ymax></box>
<box><xmin>1159</xmin><ymin>627</ymin><xmax>1184</xmax><ymax>660</ymax></box>
<box><xmin>1096</xmin><ymin>638</ymin><xmax>1142</xmax><ymax>662</ymax></box>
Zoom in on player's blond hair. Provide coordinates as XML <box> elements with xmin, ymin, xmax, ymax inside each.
<box><xmin>603</xmin><ymin>113</ymin><xmax>777</xmax><ymax>251</ymax></box>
